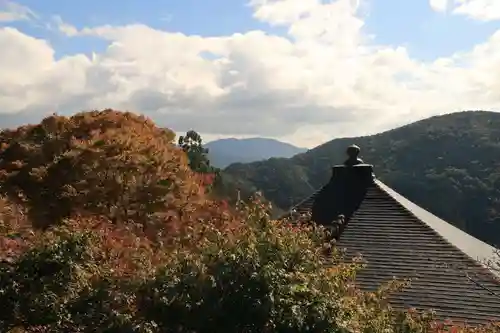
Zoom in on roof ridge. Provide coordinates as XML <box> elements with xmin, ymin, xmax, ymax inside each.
<box><xmin>373</xmin><ymin>180</ymin><xmax>499</xmax><ymax>279</ymax></box>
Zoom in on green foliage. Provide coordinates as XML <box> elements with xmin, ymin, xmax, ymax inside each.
<box><xmin>0</xmin><ymin>230</ymin><xmax>153</xmax><ymax>333</ymax></box>
<box><xmin>178</xmin><ymin>130</ymin><xmax>214</xmax><ymax>174</ymax></box>
<box><xmin>1</xmin><ymin>232</ymin><xmax>91</xmax><ymax>331</ymax></box>
<box><xmin>137</xmin><ymin>198</ymin><xmax>355</xmax><ymax>333</ymax></box>
<box><xmin>223</xmin><ymin>111</ymin><xmax>500</xmax><ymax>246</ymax></box>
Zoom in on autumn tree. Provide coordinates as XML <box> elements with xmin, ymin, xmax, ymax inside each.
<box><xmin>0</xmin><ymin>110</ymin><xmax>209</xmax><ymax>232</ymax></box>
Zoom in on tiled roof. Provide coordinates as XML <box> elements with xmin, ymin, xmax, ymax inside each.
<box><xmin>376</xmin><ymin>181</ymin><xmax>498</xmax><ymax>270</ymax></box>
<box><xmin>286</xmin><ymin>165</ymin><xmax>500</xmax><ymax>326</ymax></box>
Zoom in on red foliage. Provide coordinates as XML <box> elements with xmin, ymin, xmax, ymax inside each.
<box><xmin>0</xmin><ymin>196</ymin><xmax>35</xmax><ymax>262</ymax></box>
<box><xmin>0</xmin><ymin>109</ymin><xmax>239</xmax><ymax>238</ymax></box>
<box><xmin>0</xmin><ymin>110</ymin><xmax>245</xmax><ymax>291</ymax></box>
<box><xmin>201</xmin><ymin>173</ymin><xmax>216</xmax><ymax>186</ymax></box>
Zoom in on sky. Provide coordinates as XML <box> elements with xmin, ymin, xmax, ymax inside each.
<box><xmin>2</xmin><ymin>0</ymin><xmax>500</xmax><ymax>148</ymax></box>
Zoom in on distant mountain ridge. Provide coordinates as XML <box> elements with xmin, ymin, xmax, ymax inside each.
<box><xmin>221</xmin><ymin>111</ymin><xmax>500</xmax><ymax>247</ymax></box>
<box><xmin>205</xmin><ymin>137</ymin><xmax>307</xmax><ymax>168</ymax></box>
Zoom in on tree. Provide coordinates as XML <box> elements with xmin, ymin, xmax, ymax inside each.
<box><xmin>0</xmin><ymin>110</ymin><xmax>207</xmax><ymax>232</ymax></box>
<box><xmin>178</xmin><ymin>130</ymin><xmax>212</xmax><ymax>173</ymax></box>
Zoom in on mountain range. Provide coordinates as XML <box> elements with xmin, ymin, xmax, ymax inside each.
<box><xmin>205</xmin><ymin>137</ymin><xmax>307</xmax><ymax>168</ymax></box>
<box><xmin>221</xmin><ymin>110</ymin><xmax>500</xmax><ymax>248</ymax></box>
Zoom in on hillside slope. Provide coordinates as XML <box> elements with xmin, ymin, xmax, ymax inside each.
<box><xmin>205</xmin><ymin>137</ymin><xmax>307</xmax><ymax>168</ymax></box>
<box><xmin>223</xmin><ymin>111</ymin><xmax>500</xmax><ymax>247</ymax></box>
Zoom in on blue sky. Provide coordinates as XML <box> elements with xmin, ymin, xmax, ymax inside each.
<box><xmin>4</xmin><ymin>0</ymin><xmax>287</xmax><ymax>57</ymax></box>
<box><xmin>365</xmin><ymin>0</ymin><xmax>500</xmax><ymax>60</ymax></box>
<box><xmin>2</xmin><ymin>0</ymin><xmax>500</xmax><ymax>147</ymax></box>
<box><xmin>7</xmin><ymin>0</ymin><xmax>500</xmax><ymax>61</ymax></box>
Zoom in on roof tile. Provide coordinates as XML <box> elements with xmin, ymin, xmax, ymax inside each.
<box><xmin>288</xmin><ymin>173</ymin><xmax>500</xmax><ymax>325</ymax></box>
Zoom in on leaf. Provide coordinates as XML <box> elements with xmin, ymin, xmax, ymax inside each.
<box><xmin>93</xmin><ymin>140</ymin><xmax>106</xmax><ymax>147</ymax></box>
<box><xmin>158</xmin><ymin>179</ymin><xmax>172</xmax><ymax>187</ymax></box>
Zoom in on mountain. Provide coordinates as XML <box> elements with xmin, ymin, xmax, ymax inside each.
<box><xmin>205</xmin><ymin>137</ymin><xmax>307</xmax><ymax>168</ymax></box>
<box><xmin>222</xmin><ymin>111</ymin><xmax>500</xmax><ymax>247</ymax></box>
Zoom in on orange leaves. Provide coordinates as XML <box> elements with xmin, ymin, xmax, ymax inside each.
<box><xmin>0</xmin><ymin>109</ymin><xmax>210</xmax><ymax>231</ymax></box>
<box><xmin>0</xmin><ymin>109</ymin><xmax>244</xmax><ymax>256</ymax></box>
<box><xmin>0</xmin><ymin>197</ymin><xmax>34</xmax><ymax>262</ymax></box>
<box><xmin>59</xmin><ymin>216</ymin><xmax>170</xmax><ymax>280</ymax></box>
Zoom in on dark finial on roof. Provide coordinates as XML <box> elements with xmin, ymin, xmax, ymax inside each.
<box><xmin>344</xmin><ymin>144</ymin><xmax>364</xmax><ymax>166</ymax></box>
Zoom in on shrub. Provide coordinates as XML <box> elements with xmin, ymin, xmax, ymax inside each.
<box><xmin>0</xmin><ymin>213</ymin><xmax>163</xmax><ymax>332</ymax></box>
<box><xmin>137</xmin><ymin>196</ymin><xmax>357</xmax><ymax>333</ymax></box>
<box><xmin>2</xmin><ymin>194</ymin><xmax>499</xmax><ymax>332</ymax></box>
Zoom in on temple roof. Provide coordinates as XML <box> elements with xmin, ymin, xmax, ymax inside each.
<box><xmin>285</xmin><ymin>164</ymin><xmax>500</xmax><ymax>325</ymax></box>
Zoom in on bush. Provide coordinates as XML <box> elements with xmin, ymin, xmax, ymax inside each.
<box><xmin>0</xmin><ymin>196</ymin><xmax>351</xmax><ymax>332</ymax></box>
<box><xmin>137</xmin><ymin>200</ymin><xmax>347</xmax><ymax>332</ymax></box>
<box><xmin>0</xmin><ymin>210</ymin><xmax>162</xmax><ymax>332</ymax></box>
<box><xmin>2</xmin><ymin>195</ymin><xmax>500</xmax><ymax>332</ymax></box>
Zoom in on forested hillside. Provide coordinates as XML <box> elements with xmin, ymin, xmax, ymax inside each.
<box><xmin>223</xmin><ymin>110</ymin><xmax>500</xmax><ymax>247</ymax></box>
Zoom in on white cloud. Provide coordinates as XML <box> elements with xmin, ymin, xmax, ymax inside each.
<box><xmin>0</xmin><ymin>0</ymin><xmax>36</xmax><ymax>22</ymax></box>
<box><xmin>3</xmin><ymin>0</ymin><xmax>500</xmax><ymax>147</ymax></box>
<box><xmin>452</xmin><ymin>0</ymin><xmax>500</xmax><ymax>21</ymax></box>
<box><xmin>249</xmin><ymin>0</ymin><xmax>320</xmax><ymax>25</ymax></box>
<box><xmin>429</xmin><ymin>0</ymin><xmax>500</xmax><ymax>21</ymax></box>
<box><xmin>429</xmin><ymin>0</ymin><xmax>448</xmax><ymax>12</ymax></box>
<box><xmin>51</xmin><ymin>15</ymin><xmax>78</xmax><ymax>36</ymax></box>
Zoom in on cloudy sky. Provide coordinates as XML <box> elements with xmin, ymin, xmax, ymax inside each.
<box><xmin>1</xmin><ymin>0</ymin><xmax>500</xmax><ymax>147</ymax></box>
